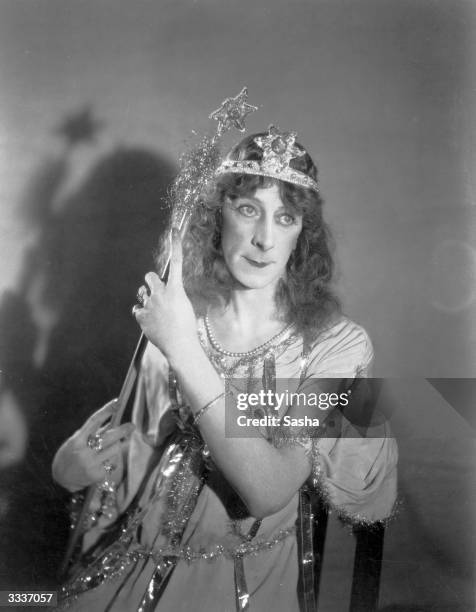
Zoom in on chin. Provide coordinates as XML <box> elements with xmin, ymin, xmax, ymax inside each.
<box><xmin>232</xmin><ymin>272</ymin><xmax>280</xmax><ymax>291</ymax></box>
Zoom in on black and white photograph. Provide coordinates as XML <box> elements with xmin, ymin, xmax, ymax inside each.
<box><xmin>0</xmin><ymin>1</ymin><xmax>474</xmax><ymax>611</ymax></box>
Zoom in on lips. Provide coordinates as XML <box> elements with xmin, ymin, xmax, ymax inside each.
<box><xmin>243</xmin><ymin>257</ymin><xmax>273</xmax><ymax>268</ymax></box>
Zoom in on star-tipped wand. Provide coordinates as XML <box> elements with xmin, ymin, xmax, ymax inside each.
<box><xmin>209</xmin><ymin>86</ymin><xmax>258</xmax><ymax>136</ymax></box>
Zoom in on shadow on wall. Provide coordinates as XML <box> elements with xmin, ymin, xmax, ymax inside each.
<box><xmin>0</xmin><ymin>109</ymin><xmax>177</xmax><ymax>589</ymax></box>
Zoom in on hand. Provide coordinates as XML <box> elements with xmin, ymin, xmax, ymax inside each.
<box><xmin>133</xmin><ymin>229</ymin><xmax>198</xmax><ymax>365</ymax></box>
<box><xmin>52</xmin><ymin>399</ymin><xmax>135</xmax><ymax>492</ymax></box>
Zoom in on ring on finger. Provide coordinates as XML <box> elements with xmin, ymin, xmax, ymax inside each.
<box><xmin>87</xmin><ymin>433</ymin><xmax>104</xmax><ymax>453</ymax></box>
<box><xmin>136</xmin><ymin>285</ymin><xmax>149</xmax><ymax>308</ymax></box>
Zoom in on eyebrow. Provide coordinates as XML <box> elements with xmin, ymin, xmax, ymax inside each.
<box><xmin>235</xmin><ymin>195</ymin><xmax>261</xmax><ymax>204</ymax></box>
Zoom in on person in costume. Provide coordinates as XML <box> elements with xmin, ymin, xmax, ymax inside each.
<box><xmin>52</xmin><ymin>114</ymin><xmax>398</xmax><ymax>611</ymax></box>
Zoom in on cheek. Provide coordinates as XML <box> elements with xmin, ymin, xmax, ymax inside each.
<box><xmin>221</xmin><ymin>214</ymin><xmax>249</xmax><ymax>257</ymax></box>
<box><xmin>282</xmin><ymin>228</ymin><xmax>302</xmax><ymax>259</ymax></box>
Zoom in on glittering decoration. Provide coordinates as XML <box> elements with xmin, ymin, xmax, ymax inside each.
<box><xmin>68</xmin><ymin>480</ymin><xmax>119</xmax><ymax>534</ymax></box>
<box><xmin>59</xmin><ymin>397</ymin><xmax>296</xmax><ymax>609</ymax></box>
<box><xmin>168</xmin><ymin>134</ymin><xmax>222</xmax><ymax>232</ymax></box>
<box><xmin>205</xmin><ymin>314</ymin><xmax>293</xmax><ymax>358</ymax></box>
<box><xmin>305</xmin><ymin>438</ymin><xmax>400</xmax><ymax>530</ymax></box>
<box><xmin>168</xmin><ymin>87</ymin><xmax>258</xmax><ymax>234</ymax></box>
<box><xmin>298</xmin><ymin>488</ymin><xmax>316</xmax><ymax>610</ymax></box>
<box><xmin>60</xmin><ymin>433</ymin><xmax>207</xmax><ymax>609</ymax></box>
<box><xmin>335</xmin><ymin>496</ymin><xmax>401</xmax><ymax>531</ymax></box>
<box><xmin>215</xmin><ymin>124</ymin><xmax>319</xmax><ymax>192</ymax></box>
<box><xmin>209</xmin><ymin>86</ymin><xmax>258</xmax><ymax>135</ymax></box>
<box><xmin>161</xmin><ymin>438</ymin><xmax>205</xmax><ymax>544</ymax></box>
<box><xmin>69</xmin><ymin>491</ymin><xmax>86</xmax><ymax>531</ymax></box>
<box><xmin>59</xmin><ymin>522</ymin><xmax>296</xmax><ymax>608</ymax></box>
<box><xmin>97</xmin><ymin>477</ymin><xmax>118</xmax><ymax>521</ymax></box>
<box><xmin>198</xmin><ymin>321</ymin><xmax>298</xmax><ymax>380</ymax></box>
<box><xmin>137</xmin><ymin>557</ymin><xmax>176</xmax><ymax>612</ymax></box>
<box><xmin>60</xmin><ymin>498</ymin><xmax>295</xmax><ymax>609</ymax></box>
<box><xmin>255</xmin><ymin>125</ymin><xmax>304</xmax><ymax>172</ymax></box>
<box><xmin>60</xmin><ymin>310</ymin><xmax>398</xmax><ymax>610</ymax></box>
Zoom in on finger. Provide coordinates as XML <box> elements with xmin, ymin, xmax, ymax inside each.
<box><xmin>96</xmin><ymin>423</ymin><xmax>135</xmax><ymax>451</ymax></box>
<box><xmin>81</xmin><ymin>399</ymin><xmax>118</xmax><ymax>438</ymax></box>
<box><xmin>132</xmin><ymin>303</ymin><xmax>150</xmax><ymax>328</ymax></box>
<box><xmin>168</xmin><ymin>228</ymin><xmax>183</xmax><ymax>286</ymax></box>
<box><xmin>96</xmin><ymin>418</ymin><xmax>135</xmax><ymax>436</ymax></box>
<box><xmin>144</xmin><ymin>272</ymin><xmax>162</xmax><ymax>294</ymax></box>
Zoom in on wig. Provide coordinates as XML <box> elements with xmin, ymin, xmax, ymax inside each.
<box><xmin>159</xmin><ymin>133</ymin><xmax>340</xmax><ymax>338</ymax></box>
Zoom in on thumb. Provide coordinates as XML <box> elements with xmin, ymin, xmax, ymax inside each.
<box><xmin>168</xmin><ymin>228</ymin><xmax>184</xmax><ymax>285</ymax></box>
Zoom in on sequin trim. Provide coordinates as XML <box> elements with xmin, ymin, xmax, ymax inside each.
<box><xmin>305</xmin><ymin>438</ymin><xmax>400</xmax><ymax>530</ymax></box>
<box><xmin>58</xmin><ymin>524</ymin><xmax>296</xmax><ymax>608</ymax></box>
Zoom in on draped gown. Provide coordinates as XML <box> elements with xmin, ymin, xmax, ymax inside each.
<box><xmin>59</xmin><ymin>316</ymin><xmax>398</xmax><ymax>612</ymax></box>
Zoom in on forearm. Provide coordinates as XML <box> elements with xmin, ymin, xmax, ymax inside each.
<box><xmin>168</xmin><ymin>340</ymin><xmax>310</xmax><ymax>517</ymax></box>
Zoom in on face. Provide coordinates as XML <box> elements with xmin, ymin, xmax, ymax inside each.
<box><xmin>221</xmin><ymin>184</ymin><xmax>303</xmax><ymax>291</ymax></box>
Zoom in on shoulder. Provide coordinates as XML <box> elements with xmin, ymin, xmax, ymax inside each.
<box><xmin>304</xmin><ymin>316</ymin><xmax>374</xmax><ymax>377</ymax></box>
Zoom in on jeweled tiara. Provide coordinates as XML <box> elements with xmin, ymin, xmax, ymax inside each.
<box><xmin>214</xmin><ymin>125</ymin><xmax>319</xmax><ymax>193</ymax></box>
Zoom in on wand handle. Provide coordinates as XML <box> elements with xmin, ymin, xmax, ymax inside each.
<box><xmin>110</xmin><ymin>206</ymin><xmax>190</xmax><ymax>429</ymax></box>
<box><xmin>58</xmin><ymin>211</ymin><xmax>190</xmax><ymax>578</ymax></box>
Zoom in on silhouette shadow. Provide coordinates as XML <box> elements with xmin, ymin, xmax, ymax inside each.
<box><xmin>0</xmin><ymin>133</ymin><xmax>176</xmax><ymax>589</ymax></box>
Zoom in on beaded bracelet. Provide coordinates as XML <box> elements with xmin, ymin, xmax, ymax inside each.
<box><xmin>193</xmin><ymin>391</ymin><xmax>228</xmax><ymax>426</ymax></box>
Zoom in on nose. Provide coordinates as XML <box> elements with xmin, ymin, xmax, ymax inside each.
<box><xmin>251</xmin><ymin>217</ymin><xmax>275</xmax><ymax>251</ymax></box>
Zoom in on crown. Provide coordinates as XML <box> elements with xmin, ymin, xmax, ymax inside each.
<box><xmin>215</xmin><ymin>125</ymin><xmax>319</xmax><ymax>193</ymax></box>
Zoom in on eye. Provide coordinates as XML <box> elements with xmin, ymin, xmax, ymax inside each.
<box><xmin>277</xmin><ymin>212</ymin><xmax>296</xmax><ymax>226</ymax></box>
<box><xmin>237</xmin><ymin>204</ymin><xmax>258</xmax><ymax>217</ymax></box>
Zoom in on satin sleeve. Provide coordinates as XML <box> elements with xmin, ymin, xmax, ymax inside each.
<box><xmin>291</xmin><ymin>319</ymin><xmax>398</xmax><ymax>524</ymax></box>
<box><xmin>115</xmin><ymin>342</ymin><xmax>177</xmax><ymax>512</ymax></box>
<box><xmin>80</xmin><ymin>343</ymin><xmax>176</xmax><ymax>551</ymax></box>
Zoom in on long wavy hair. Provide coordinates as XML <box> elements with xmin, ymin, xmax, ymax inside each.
<box><xmin>160</xmin><ymin>133</ymin><xmax>340</xmax><ymax>338</ymax></box>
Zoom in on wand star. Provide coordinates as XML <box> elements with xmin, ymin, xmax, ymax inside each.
<box><xmin>209</xmin><ymin>87</ymin><xmax>258</xmax><ymax>135</ymax></box>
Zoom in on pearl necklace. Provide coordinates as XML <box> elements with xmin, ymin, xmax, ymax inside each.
<box><xmin>204</xmin><ymin>314</ymin><xmax>293</xmax><ymax>358</ymax></box>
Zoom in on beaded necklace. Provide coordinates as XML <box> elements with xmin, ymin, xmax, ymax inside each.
<box><xmin>204</xmin><ymin>314</ymin><xmax>293</xmax><ymax>358</ymax></box>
